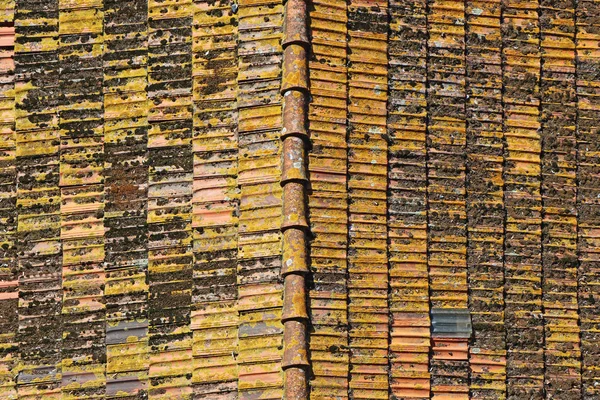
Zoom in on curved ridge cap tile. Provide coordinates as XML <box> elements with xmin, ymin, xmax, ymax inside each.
<box><xmin>283</xmin><ymin>320</ymin><xmax>310</xmax><ymax>367</ymax></box>
<box><xmin>281</xmin><ymin>136</ymin><xmax>308</xmax><ymax>184</ymax></box>
<box><xmin>282</xmin><ymin>91</ymin><xmax>308</xmax><ymax>140</ymax></box>
<box><xmin>281</xmin><ymin>45</ymin><xmax>309</xmax><ymax>94</ymax></box>
<box><xmin>282</xmin><ymin>0</ymin><xmax>309</xmax><ymax>48</ymax></box>
<box><xmin>282</xmin><ymin>274</ymin><xmax>309</xmax><ymax>321</ymax></box>
<box><xmin>284</xmin><ymin>368</ymin><xmax>309</xmax><ymax>399</ymax></box>
<box><xmin>282</xmin><ymin>181</ymin><xmax>309</xmax><ymax>231</ymax></box>
<box><xmin>281</xmin><ymin>229</ymin><xmax>309</xmax><ymax>276</ymax></box>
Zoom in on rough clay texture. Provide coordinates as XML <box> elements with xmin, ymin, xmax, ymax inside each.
<box><xmin>0</xmin><ymin>0</ymin><xmax>598</xmax><ymax>399</ymax></box>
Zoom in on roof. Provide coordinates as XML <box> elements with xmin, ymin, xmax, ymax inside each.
<box><xmin>0</xmin><ymin>0</ymin><xmax>597</xmax><ymax>398</ymax></box>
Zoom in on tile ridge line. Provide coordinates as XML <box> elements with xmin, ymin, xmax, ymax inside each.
<box><xmin>280</xmin><ymin>0</ymin><xmax>311</xmax><ymax>398</ymax></box>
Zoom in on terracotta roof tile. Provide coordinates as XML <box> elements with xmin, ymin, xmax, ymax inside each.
<box><xmin>2</xmin><ymin>0</ymin><xmax>600</xmax><ymax>398</ymax></box>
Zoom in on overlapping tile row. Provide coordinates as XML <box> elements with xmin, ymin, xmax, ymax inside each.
<box><xmin>464</xmin><ymin>1</ymin><xmax>506</xmax><ymax>398</ymax></box>
<box><xmin>346</xmin><ymin>2</ymin><xmax>389</xmax><ymax>399</ymax></box>
<box><xmin>426</xmin><ymin>0</ymin><xmax>470</xmax><ymax>398</ymax></box>
<box><xmin>576</xmin><ymin>0</ymin><xmax>600</xmax><ymax>396</ymax></box>
<box><xmin>235</xmin><ymin>0</ymin><xmax>285</xmax><ymax>398</ymax></box>
<box><xmin>306</xmin><ymin>0</ymin><xmax>349</xmax><ymax>397</ymax></box>
<box><xmin>58</xmin><ymin>0</ymin><xmax>106</xmax><ymax>398</ymax></box>
<box><xmin>190</xmin><ymin>1</ymin><xmax>239</xmax><ymax>398</ymax></box>
<box><xmin>0</xmin><ymin>3</ymin><xmax>14</xmax><ymax>398</ymax></box>
<box><xmin>146</xmin><ymin>0</ymin><xmax>194</xmax><ymax>398</ymax></box>
<box><xmin>14</xmin><ymin>0</ymin><xmax>62</xmax><ymax>397</ymax></box>
<box><xmin>501</xmin><ymin>0</ymin><xmax>545</xmax><ymax>397</ymax></box>
<box><xmin>387</xmin><ymin>0</ymin><xmax>430</xmax><ymax>398</ymax></box>
<box><xmin>102</xmin><ymin>0</ymin><xmax>150</xmax><ymax>398</ymax></box>
<box><xmin>539</xmin><ymin>0</ymin><xmax>580</xmax><ymax>397</ymax></box>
